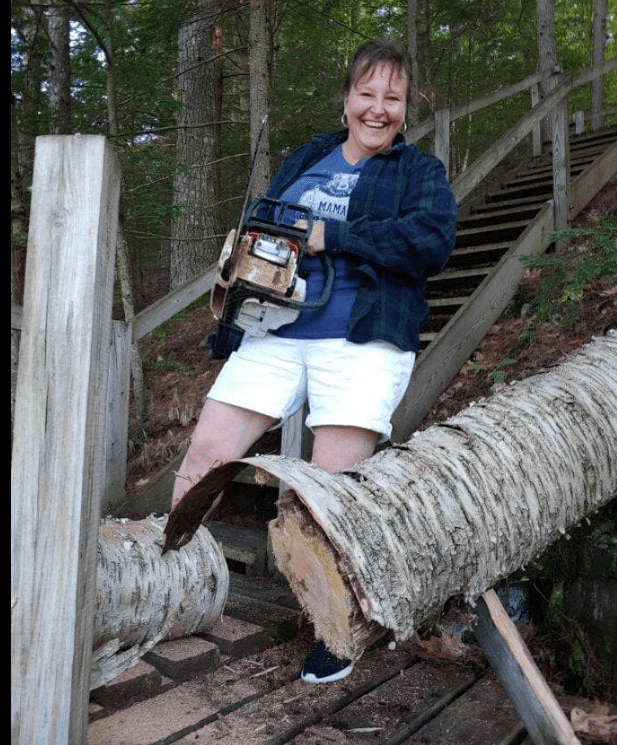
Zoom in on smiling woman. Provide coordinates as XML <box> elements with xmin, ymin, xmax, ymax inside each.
<box><xmin>169</xmin><ymin>37</ymin><xmax>458</xmax><ymax>686</ymax></box>
<box><xmin>342</xmin><ymin>62</ymin><xmax>408</xmax><ymax>163</ymax></box>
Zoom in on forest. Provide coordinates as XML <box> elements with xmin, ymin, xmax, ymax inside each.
<box><xmin>11</xmin><ymin>0</ymin><xmax>616</xmax><ymax>311</ymax></box>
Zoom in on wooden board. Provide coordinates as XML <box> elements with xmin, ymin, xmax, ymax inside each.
<box><xmin>11</xmin><ymin>135</ymin><xmax>120</xmax><ymax>745</ymax></box>
<box><xmin>473</xmin><ymin>589</ymin><xmax>579</xmax><ymax>745</ymax></box>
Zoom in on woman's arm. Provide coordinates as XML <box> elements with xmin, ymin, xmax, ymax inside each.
<box><xmin>324</xmin><ymin>154</ymin><xmax>457</xmax><ymax>281</ymax></box>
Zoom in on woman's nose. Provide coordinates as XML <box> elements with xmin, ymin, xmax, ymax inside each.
<box><xmin>370</xmin><ymin>96</ymin><xmax>386</xmax><ymax>114</ymax></box>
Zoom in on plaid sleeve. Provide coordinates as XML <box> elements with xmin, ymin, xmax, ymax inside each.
<box><xmin>325</xmin><ymin>150</ymin><xmax>457</xmax><ymax>280</ymax></box>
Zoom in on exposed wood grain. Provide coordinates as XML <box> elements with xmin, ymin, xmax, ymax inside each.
<box><xmin>103</xmin><ymin>321</ymin><xmax>132</xmax><ymax>514</ymax></box>
<box><xmin>11</xmin><ymin>135</ymin><xmax>120</xmax><ymax>745</ymax></box>
<box><xmin>552</xmin><ymin>98</ymin><xmax>571</xmax><ymax>233</ymax></box>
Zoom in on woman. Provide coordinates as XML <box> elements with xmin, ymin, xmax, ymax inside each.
<box><xmin>171</xmin><ymin>39</ymin><xmax>458</xmax><ymax>683</ymax></box>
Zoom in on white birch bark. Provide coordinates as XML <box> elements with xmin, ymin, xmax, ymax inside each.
<box><xmin>92</xmin><ymin>516</ymin><xmax>228</xmax><ymax>689</ymax></box>
<box><xmin>266</xmin><ymin>332</ymin><xmax>617</xmax><ymax>659</ymax></box>
<box><xmin>163</xmin><ymin>331</ymin><xmax>617</xmax><ymax>661</ymax></box>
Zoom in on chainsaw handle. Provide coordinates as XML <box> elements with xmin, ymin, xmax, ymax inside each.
<box><xmin>285</xmin><ymin>253</ymin><xmax>335</xmax><ymax>311</ymax></box>
<box><xmin>245</xmin><ymin>197</ymin><xmax>314</xmax><ymax>250</ymax></box>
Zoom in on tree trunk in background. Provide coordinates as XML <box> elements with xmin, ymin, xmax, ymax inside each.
<box><xmin>406</xmin><ymin>0</ymin><xmax>420</xmax><ymax>127</ymax></box>
<box><xmin>170</xmin><ymin>0</ymin><xmax>220</xmax><ymax>288</ymax></box>
<box><xmin>249</xmin><ymin>0</ymin><xmax>271</xmax><ymax>197</ymax></box>
<box><xmin>101</xmin><ymin>0</ymin><xmax>145</xmax><ymax>426</ymax></box>
<box><xmin>536</xmin><ymin>0</ymin><xmax>559</xmax><ymax>142</ymax></box>
<box><xmin>46</xmin><ymin>0</ymin><xmax>71</xmax><ymax>134</ymax></box>
<box><xmin>590</xmin><ymin>0</ymin><xmax>607</xmax><ymax>131</ymax></box>
<box><xmin>92</xmin><ymin>516</ymin><xmax>228</xmax><ymax>690</ymax></box>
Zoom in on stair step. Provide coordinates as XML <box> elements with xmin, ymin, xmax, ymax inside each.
<box><xmin>428</xmin><ymin>295</ymin><xmax>468</xmax><ymax>312</ymax></box>
<box><xmin>455</xmin><ymin>219</ymin><xmax>528</xmax><ymax>248</ymax></box>
<box><xmin>458</xmin><ymin>204</ymin><xmax>543</xmax><ymax>230</ymax></box>
<box><xmin>206</xmin><ymin>520</ymin><xmax>268</xmax><ymax>574</ymax></box>
<box><xmin>471</xmin><ymin>194</ymin><xmax>552</xmax><ymax>215</ymax></box>
<box><xmin>447</xmin><ymin>241</ymin><xmax>512</xmax><ymax>268</ymax></box>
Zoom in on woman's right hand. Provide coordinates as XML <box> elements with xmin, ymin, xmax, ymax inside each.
<box><xmin>296</xmin><ymin>219</ymin><xmax>326</xmax><ymax>256</ymax></box>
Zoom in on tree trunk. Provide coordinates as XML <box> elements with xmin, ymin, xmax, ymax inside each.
<box><xmin>536</xmin><ymin>0</ymin><xmax>559</xmax><ymax>142</ymax></box>
<box><xmin>406</xmin><ymin>0</ymin><xmax>420</xmax><ymax>128</ymax></box>
<box><xmin>46</xmin><ymin>0</ymin><xmax>71</xmax><ymax>134</ymax></box>
<box><xmin>590</xmin><ymin>0</ymin><xmax>607</xmax><ymax>131</ymax></box>
<box><xmin>92</xmin><ymin>515</ymin><xmax>228</xmax><ymax>689</ymax></box>
<box><xmin>249</xmin><ymin>0</ymin><xmax>271</xmax><ymax>197</ymax></box>
<box><xmin>170</xmin><ymin>0</ymin><xmax>220</xmax><ymax>288</ymax></box>
<box><xmin>164</xmin><ymin>332</ymin><xmax>617</xmax><ymax>662</ymax></box>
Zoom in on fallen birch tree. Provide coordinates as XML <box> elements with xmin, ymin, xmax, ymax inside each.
<box><xmin>164</xmin><ymin>331</ymin><xmax>617</xmax><ymax>661</ymax></box>
<box><xmin>92</xmin><ymin>515</ymin><xmax>228</xmax><ymax>689</ymax></box>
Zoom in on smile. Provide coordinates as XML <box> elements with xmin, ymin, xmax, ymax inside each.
<box><xmin>362</xmin><ymin>120</ymin><xmax>390</xmax><ymax>129</ymax></box>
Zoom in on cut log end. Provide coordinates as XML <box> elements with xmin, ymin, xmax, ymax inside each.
<box><xmin>269</xmin><ymin>490</ymin><xmax>385</xmax><ymax>661</ymax></box>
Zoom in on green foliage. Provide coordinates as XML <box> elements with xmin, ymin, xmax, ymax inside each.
<box><xmin>518</xmin><ymin>214</ymin><xmax>617</xmax><ymax>328</ymax></box>
<box><xmin>468</xmin><ymin>355</ymin><xmax>517</xmax><ymax>385</ymax></box>
<box><xmin>12</xmin><ymin>0</ymin><xmax>616</xmax><ymax>299</ymax></box>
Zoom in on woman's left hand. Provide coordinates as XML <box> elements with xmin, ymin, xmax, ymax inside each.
<box><xmin>296</xmin><ymin>219</ymin><xmax>325</xmax><ymax>256</ymax></box>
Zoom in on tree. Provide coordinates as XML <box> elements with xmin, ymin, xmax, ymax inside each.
<box><xmin>92</xmin><ymin>515</ymin><xmax>228</xmax><ymax>689</ymax></box>
<box><xmin>591</xmin><ymin>0</ymin><xmax>607</xmax><ymax>130</ymax></box>
<box><xmin>170</xmin><ymin>0</ymin><xmax>221</xmax><ymax>288</ymax></box>
<box><xmin>46</xmin><ymin>0</ymin><xmax>71</xmax><ymax>134</ymax></box>
<box><xmin>536</xmin><ymin>0</ymin><xmax>559</xmax><ymax>142</ymax></box>
<box><xmin>164</xmin><ymin>332</ymin><xmax>617</xmax><ymax>661</ymax></box>
<box><xmin>248</xmin><ymin>0</ymin><xmax>271</xmax><ymax>196</ymax></box>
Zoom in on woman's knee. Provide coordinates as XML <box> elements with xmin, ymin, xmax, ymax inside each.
<box><xmin>189</xmin><ymin>398</ymin><xmax>276</xmax><ymax>461</ymax></box>
<box><xmin>311</xmin><ymin>425</ymin><xmax>379</xmax><ymax>473</ymax></box>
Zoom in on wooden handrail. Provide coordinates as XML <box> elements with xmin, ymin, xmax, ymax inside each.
<box><xmin>407</xmin><ymin>57</ymin><xmax>616</xmax><ymax>144</ymax></box>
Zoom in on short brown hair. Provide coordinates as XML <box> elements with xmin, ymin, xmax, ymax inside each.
<box><xmin>338</xmin><ymin>39</ymin><xmax>412</xmax><ymax>112</ymax></box>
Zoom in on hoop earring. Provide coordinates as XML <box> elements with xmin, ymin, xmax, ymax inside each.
<box><xmin>341</xmin><ymin>113</ymin><xmax>348</xmax><ymax>128</ymax></box>
<box><xmin>400</xmin><ymin>121</ymin><xmax>408</xmax><ymax>133</ymax></box>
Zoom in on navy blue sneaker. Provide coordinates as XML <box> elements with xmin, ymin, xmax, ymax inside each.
<box><xmin>300</xmin><ymin>641</ymin><xmax>354</xmax><ymax>684</ymax></box>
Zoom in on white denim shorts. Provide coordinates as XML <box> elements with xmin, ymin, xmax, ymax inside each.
<box><xmin>207</xmin><ymin>334</ymin><xmax>415</xmax><ymax>440</ymax></box>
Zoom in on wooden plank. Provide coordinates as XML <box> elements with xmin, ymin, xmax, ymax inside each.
<box><xmin>434</xmin><ymin>109</ymin><xmax>451</xmax><ymax>177</ymax></box>
<box><xmin>206</xmin><ymin>520</ymin><xmax>268</xmax><ymax>572</ymax></box>
<box><xmin>473</xmin><ymin>589</ymin><xmax>579</xmax><ymax>745</ymax></box>
<box><xmin>552</xmin><ymin>97</ymin><xmax>571</xmax><ymax>233</ymax></box>
<box><xmin>132</xmin><ymin>265</ymin><xmax>216</xmax><ymax>342</ymax></box>
<box><xmin>569</xmin><ymin>138</ymin><xmax>617</xmax><ymax>219</ymax></box>
<box><xmin>11</xmin><ymin>135</ymin><xmax>120</xmax><ymax>745</ymax></box>
<box><xmin>102</xmin><ymin>320</ymin><xmax>132</xmax><ymax>514</ymax></box>
<box><xmin>451</xmin><ymin>75</ymin><xmax>574</xmax><ymax>204</ymax></box>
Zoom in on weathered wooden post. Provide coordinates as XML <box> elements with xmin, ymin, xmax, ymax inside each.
<box><xmin>433</xmin><ymin>109</ymin><xmax>451</xmax><ymax>178</ymax></box>
<box><xmin>11</xmin><ymin>135</ymin><xmax>120</xmax><ymax>745</ymax></box>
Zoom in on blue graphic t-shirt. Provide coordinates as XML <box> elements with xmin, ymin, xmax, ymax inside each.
<box><xmin>274</xmin><ymin>145</ymin><xmax>367</xmax><ymax>339</ymax></box>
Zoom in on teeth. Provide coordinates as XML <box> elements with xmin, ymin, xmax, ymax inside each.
<box><xmin>363</xmin><ymin>121</ymin><xmax>388</xmax><ymax>128</ymax></box>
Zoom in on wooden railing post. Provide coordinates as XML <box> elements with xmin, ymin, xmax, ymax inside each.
<box><xmin>434</xmin><ymin>109</ymin><xmax>451</xmax><ymax>178</ymax></box>
<box><xmin>531</xmin><ymin>82</ymin><xmax>542</xmax><ymax>156</ymax></box>
<box><xmin>103</xmin><ymin>320</ymin><xmax>132</xmax><ymax>514</ymax></box>
<box><xmin>552</xmin><ymin>93</ymin><xmax>571</xmax><ymax>233</ymax></box>
<box><xmin>11</xmin><ymin>135</ymin><xmax>120</xmax><ymax>745</ymax></box>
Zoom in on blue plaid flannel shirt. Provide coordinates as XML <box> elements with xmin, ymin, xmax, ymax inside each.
<box><xmin>267</xmin><ymin>130</ymin><xmax>458</xmax><ymax>352</ymax></box>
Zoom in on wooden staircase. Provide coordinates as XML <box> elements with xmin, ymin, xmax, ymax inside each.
<box><xmin>391</xmin><ymin>125</ymin><xmax>617</xmax><ymax>440</ymax></box>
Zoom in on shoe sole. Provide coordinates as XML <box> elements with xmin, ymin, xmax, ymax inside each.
<box><xmin>300</xmin><ymin>663</ymin><xmax>354</xmax><ymax>685</ymax></box>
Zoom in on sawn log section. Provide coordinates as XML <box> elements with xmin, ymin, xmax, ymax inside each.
<box><xmin>164</xmin><ymin>332</ymin><xmax>617</xmax><ymax>662</ymax></box>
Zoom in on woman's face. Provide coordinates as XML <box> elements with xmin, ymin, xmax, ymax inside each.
<box><xmin>343</xmin><ymin>62</ymin><xmax>408</xmax><ymax>162</ymax></box>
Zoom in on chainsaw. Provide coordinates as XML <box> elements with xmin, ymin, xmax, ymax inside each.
<box><xmin>208</xmin><ymin>117</ymin><xmax>334</xmax><ymax>359</ymax></box>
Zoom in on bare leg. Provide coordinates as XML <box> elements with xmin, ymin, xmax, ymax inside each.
<box><xmin>310</xmin><ymin>425</ymin><xmax>380</xmax><ymax>474</ymax></box>
<box><xmin>171</xmin><ymin>398</ymin><xmax>277</xmax><ymax>509</ymax></box>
